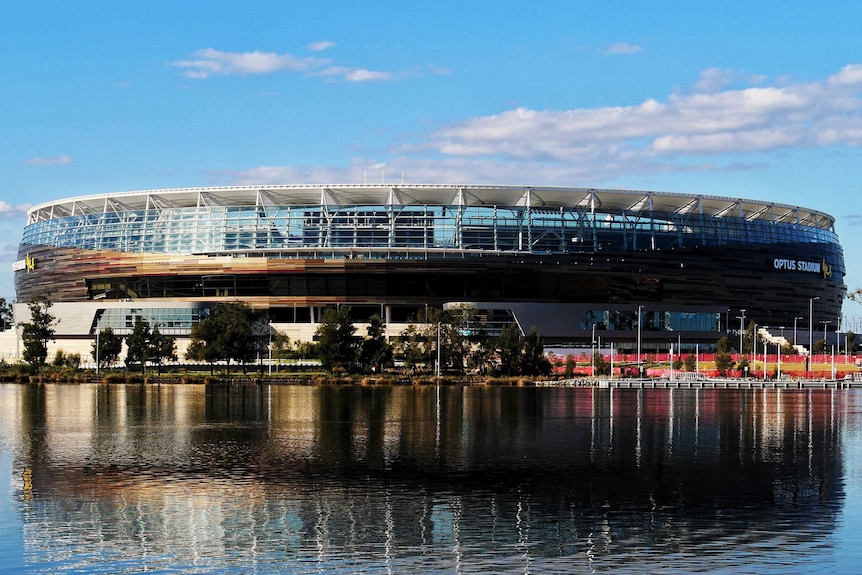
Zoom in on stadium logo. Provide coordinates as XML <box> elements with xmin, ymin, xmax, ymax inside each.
<box><xmin>12</xmin><ymin>253</ymin><xmax>36</xmax><ymax>273</ymax></box>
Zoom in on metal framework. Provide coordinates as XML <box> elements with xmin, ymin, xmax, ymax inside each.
<box><xmin>23</xmin><ymin>185</ymin><xmax>838</xmax><ymax>259</ymax></box>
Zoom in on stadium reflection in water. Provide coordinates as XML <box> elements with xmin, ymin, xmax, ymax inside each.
<box><xmin>1</xmin><ymin>384</ymin><xmax>860</xmax><ymax>574</ymax></box>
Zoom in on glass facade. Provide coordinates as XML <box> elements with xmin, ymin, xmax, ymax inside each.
<box><xmin>15</xmin><ymin>186</ymin><xmax>846</xmax><ymax>343</ymax></box>
<box><xmin>95</xmin><ymin>307</ymin><xmax>204</xmax><ymax>335</ymax></box>
<box><xmin>22</xmin><ymin>194</ymin><xmax>839</xmax><ymax>260</ymax></box>
<box><xmin>581</xmin><ymin>310</ymin><xmax>721</xmax><ymax>333</ymax></box>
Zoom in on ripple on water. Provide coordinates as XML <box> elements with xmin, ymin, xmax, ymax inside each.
<box><xmin>0</xmin><ymin>384</ymin><xmax>857</xmax><ymax>574</ymax></box>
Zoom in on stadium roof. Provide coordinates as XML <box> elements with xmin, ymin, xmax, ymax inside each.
<box><xmin>27</xmin><ymin>184</ymin><xmax>835</xmax><ymax>230</ymax></box>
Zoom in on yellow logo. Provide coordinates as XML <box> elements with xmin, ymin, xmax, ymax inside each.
<box><xmin>25</xmin><ymin>253</ymin><xmax>35</xmax><ymax>273</ymax></box>
<box><xmin>822</xmin><ymin>259</ymin><xmax>832</xmax><ymax>279</ymax></box>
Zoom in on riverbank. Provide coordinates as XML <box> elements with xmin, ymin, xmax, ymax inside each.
<box><xmin>4</xmin><ymin>369</ymin><xmax>861</xmax><ymax>389</ymax></box>
<box><xmin>540</xmin><ymin>376</ymin><xmax>862</xmax><ymax>390</ymax></box>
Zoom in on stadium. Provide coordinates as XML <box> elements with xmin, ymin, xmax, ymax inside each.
<box><xmin>11</xmin><ymin>184</ymin><xmax>847</xmax><ymax>359</ymax></box>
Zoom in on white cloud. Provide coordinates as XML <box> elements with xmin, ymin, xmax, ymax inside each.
<box><xmin>343</xmin><ymin>68</ymin><xmax>392</xmax><ymax>82</ymax></box>
<box><xmin>605</xmin><ymin>42</ymin><xmax>642</xmax><ymax>55</ymax></box>
<box><xmin>314</xmin><ymin>66</ymin><xmax>393</xmax><ymax>82</ymax></box>
<box><xmin>213</xmin><ymin>164</ymin><xmax>357</xmax><ymax>186</ymax></box>
<box><xmin>307</xmin><ymin>40</ymin><xmax>335</xmax><ymax>51</ymax></box>
<box><xmin>693</xmin><ymin>68</ymin><xmax>767</xmax><ymax>93</ymax></box>
<box><xmin>174</xmin><ymin>47</ymin><xmax>400</xmax><ymax>82</ymax></box>
<box><xmin>694</xmin><ymin>68</ymin><xmax>738</xmax><ymax>93</ymax></box>
<box><xmin>0</xmin><ymin>200</ymin><xmax>32</xmax><ymax>220</ymax></box>
<box><xmin>23</xmin><ymin>155</ymin><xmax>72</xmax><ymax>166</ymax></box>
<box><xmin>216</xmin><ymin>64</ymin><xmax>862</xmax><ymax>188</ymax></box>
<box><xmin>215</xmin><ymin>154</ymin><xmax>701</xmax><ymax>189</ymax></box>
<box><xmin>406</xmin><ymin>64</ymin><xmax>862</xmax><ymax>166</ymax></box>
<box><xmin>173</xmin><ymin>49</ymin><xmax>327</xmax><ymax>79</ymax></box>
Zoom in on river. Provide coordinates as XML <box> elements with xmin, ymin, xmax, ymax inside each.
<box><xmin>1</xmin><ymin>383</ymin><xmax>860</xmax><ymax>574</ymax></box>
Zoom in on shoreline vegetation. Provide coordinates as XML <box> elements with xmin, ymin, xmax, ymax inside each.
<box><xmin>2</xmin><ymin>363</ymin><xmax>859</xmax><ymax>387</ymax></box>
<box><xmin>13</xmin><ymin>299</ymin><xmax>859</xmax><ymax>389</ymax></box>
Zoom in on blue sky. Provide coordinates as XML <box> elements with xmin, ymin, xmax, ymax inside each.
<box><xmin>2</xmin><ymin>1</ymin><xmax>862</xmax><ymax>318</ymax></box>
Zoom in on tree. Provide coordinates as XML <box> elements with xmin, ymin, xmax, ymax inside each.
<box><xmin>847</xmin><ymin>331</ymin><xmax>857</xmax><ymax>353</ymax></box>
<box><xmin>150</xmin><ymin>324</ymin><xmax>178</xmax><ymax>375</ymax></box>
<box><xmin>186</xmin><ymin>313</ymin><xmax>222</xmax><ymax>373</ymax></box>
<box><xmin>316</xmin><ymin>306</ymin><xmax>359</xmax><ymax>373</ymax></box>
<box><xmin>360</xmin><ymin>314</ymin><xmax>392</xmax><ymax>373</ymax></box>
<box><xmin>496</xmin><ymin>323</ymin><xmax>523</xmax><ymax>376</ymax></box>
<box><xmin>92</xmin><ymin>327</ymin><xmax>123</xmax><ymax>370</ymax></box>
<box><xmin>125</xmin><ymin>317</ymin><xmax>151</xmax><ymax>374</ymax></box>
<box><xmin>294</xmin><ymin>340</ymin><xmax>318</xmax><ymax>360</ymax></box>
<box><xmin>593</xmin><ymin>350</ymin><xmax>610</xmax><ymax>376</ymax></box>
<box><xmin>52</xmin><ymin>350</ymin><xmax>80</xmax><ymax>369</ymax></box>
<box><xmin>249</xmin><ymin>312</ymin><xmax>272</xmax><ymax>373</ymax></box>
<box><xmin>186</xmin><ymin>302</ymin><xmax>268</xmax><ymax>373</ymax></box>
<box><xmin>19</xmin><ymin>294</ymin><xmax>56</xmax><ymax>370</ymax></box>
<box><xmin>684</xmin><ymin>353</ymin><xmax>697</xmax><ymax>372</ymax></box>
<box><xmin>396</xmin><ymin>308</ymin><xmax>449</xmax><ymax>375</ymax></box>
<box><xmin>521</xmin><ymin>327</ymin><xmax>550</xmax><ymax>376</ymax></box>
<box><xmin>564</xmin><ymin>355</ymin><xmax>576</xmax><ymax>378</ymax></box>
<box><xmin>211</xmin><ymin>302</ymin><xmax>259</xmax><ymax>371</ymax></box>
<box><xmin>466</xmin><ymin>329</ymin><xmax>495</xmax><ymax>376</ymax></box>
<box><xmin>444</xmin><ymin>304</ymin><xmax>479</xmax><ymax>374</ymax></box>
<box><xmin>813</xmin><ymin>338</ymin><xmax>828</xmax><ymax>355</ymax></box>
<box><xmin>396</xmin><ymin>324</ymin><xmax>426</xmax><ymax>374</ymax></box>
<box><xmin>0</xmin><ymin>297</ymin><xmax>12</xmax><ymax>331</ymax></box>
<box><xmin>714</xmin><ymin>336</ymin><xmax>733</xmax><ymax>377</ymax></box>
<box><xmin>743</xmin><ymin>321</ymin><xmax>758</xmax><ymax>354</ymax></box>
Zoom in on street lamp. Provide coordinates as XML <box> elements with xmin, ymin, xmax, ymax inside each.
<box><xmin>836</xmin><ymin>318</ymin><xmax>842</xmax><ymax>357</ymax></box>
<box><xmin>753</xmin><ymin>322</ymin><xmax>757</xmax><ymax>378</ymax></box>
<box><xmin>609</xmin><ymin>341</ymin><xmax>614</xmax><ymax>379</ymax></box>
<box><xmin>637</xmin><ymin>306</ymin><xmax>643</xmax><ymax>378</ymax></box>
<box><xmin>809</xmin><ymin>297</ymin><xmax>820</xmax><ymax>375</ymax></box>
<box><xmin>669</xmin><ymin>339</ymin><xmax>674</xmax><ymax>381</ymax></box>
<box><xmin>793</xmin><ymin>316</ymin><xmax>803</xmax><ymax>345</ymax></box>
<box><xmin>821</xmin><ymin>320</ymin><xmax>831</xmax><ymax>347</ymax></box>
<box><xmin>777</xmin><ymin>340</ymin><xmax>782</xmax><ymax>380</ymax></box>
<box><xmin>736</xmin><ymin>309</ymin><xmax>746</xmax><ymax>370</ymax></box>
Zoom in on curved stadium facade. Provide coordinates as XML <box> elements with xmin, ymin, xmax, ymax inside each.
<box><xmin>13</xmin><ymin>184</ymin><xmax>846</xmax><ymax>355</ymax></box>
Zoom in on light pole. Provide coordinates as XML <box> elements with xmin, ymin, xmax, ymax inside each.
<box><xmin>777</xmin><ymin>341</ymin><xmax>782</xmax><ymax>380</ymax></box>
<box><xmin>736</xmin><ymin>309</ymin><xmax>746</xmax><ymax>375</ymax></box>
<box><xmin>809</xmin><ymin>297</ymin><xmax>820</xmax><ymax>374</ymax></box>
<box><xmin>436</xmin><ymin>322</ymin><xmax>442</xmax><ymax>377</ymax></box>
<box><xmin>753</xmin><ymin>323</ymin><xmax>757</xmax><ymax>378</ymax></box>
<box><xmin>591</xmin><ymin>323</ymin><xmax>596</xmax><ymax>377</ymax></box>
<box><xmin>609</xmin><ymin>342</ymin><xmax>614</xmax><ymax>379</ymax></box>
<box><xmin>637</xmin><ymin>306</ymin><xmax>643</xmax><ymax>378</ymax></box>
<box><xmin>821</xmin><ymin>320</ymin><xmax>831</xmax><ymax>349</ymax></box>
<box><xmin>793</xmin><ymin>316</ymin><xmax>803</xmax><ymax>345</ymax></box>
<box><xmin>836</xmin><ymin>318</ymin><xmax>841</xmax><ymax>357</ymax></box>
<box><xmin>669</xmin><ymin>340</ymin><xmax>674</xmax><ymax>380</ymax></box>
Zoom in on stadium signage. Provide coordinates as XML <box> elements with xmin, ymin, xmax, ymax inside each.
<box><xmin>772</xmin><ymin>258</ymin><xmax>831</xmax><ymax>277</ymax></box>
<box><xmin>12</xmin><ymin>253</ymin><xmax>36</xmax><ymax>273</ymax></box>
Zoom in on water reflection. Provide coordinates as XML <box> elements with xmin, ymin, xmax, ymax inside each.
<box><xmin>0</xmin><ymin>384</ymin><xmax>852</xmax><ymax>574</ymax></box>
